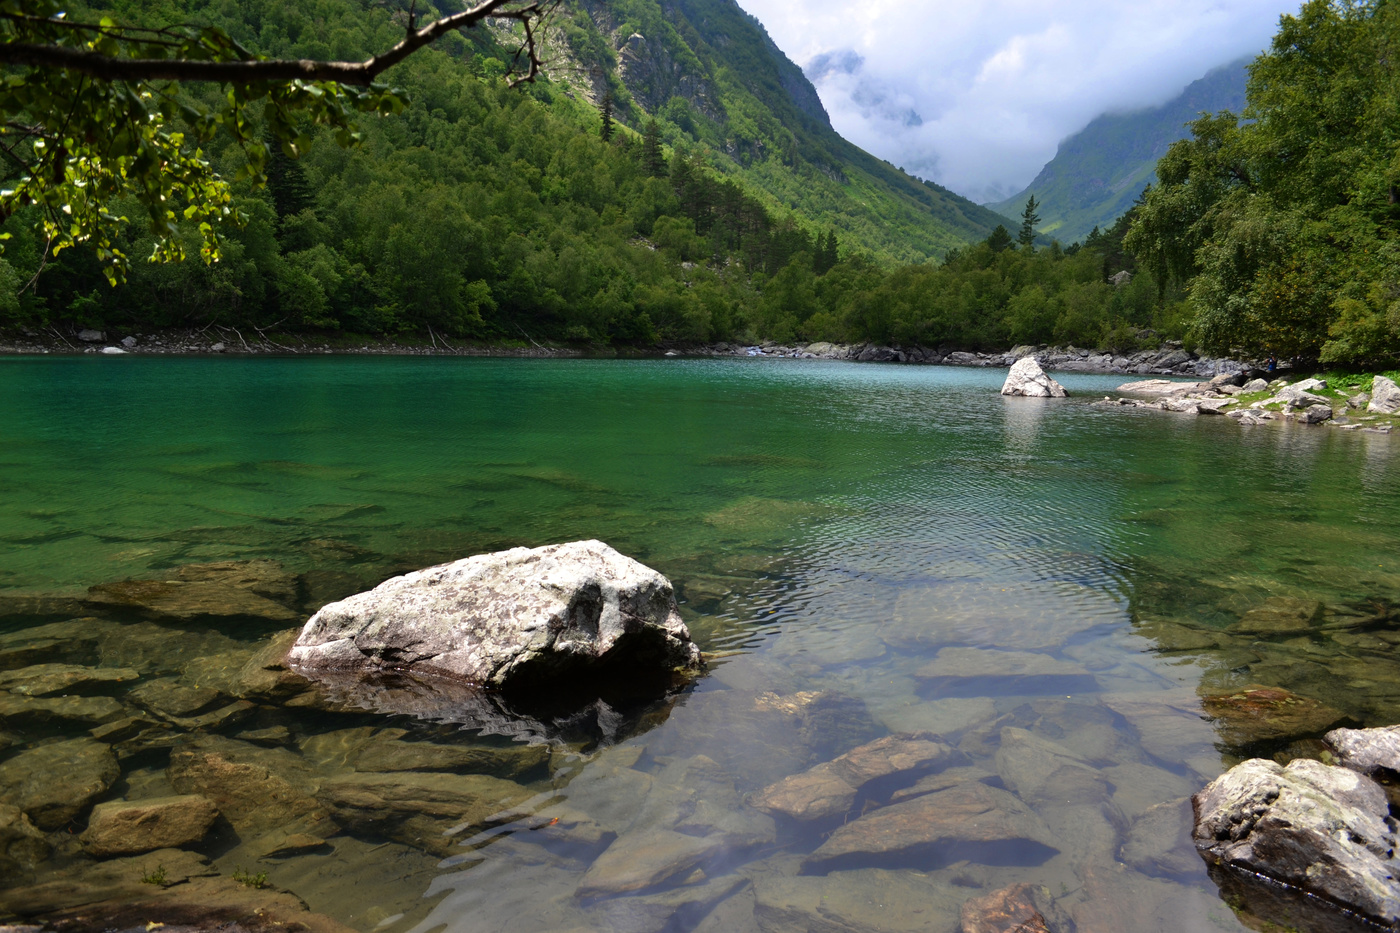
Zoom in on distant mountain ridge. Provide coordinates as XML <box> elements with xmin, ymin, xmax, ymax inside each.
<box><xmin>990</xmin><ymin>59</ymin><xmax>1249</xmax><ymax>244</ymax></box>
<box><xmin>552</xmin><ymin>0</ymin><xmax>1011</xmax><ymax>261</ymax></box>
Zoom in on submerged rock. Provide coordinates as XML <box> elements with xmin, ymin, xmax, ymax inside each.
<box><xmin>0</xmin><ymin>738</ymin><xmax>119</xmax><ymax>830</ymax></box>
<box><xmin>0</xmin><ymin>803</ymin><xmax>50</xmax><ymax>871</ymax></box>
<box><xmin>289</xmin><ymin>540</ymin><xmax>702</xmax><ymax>697</ymax></box>
<box><xmin>81</xmin><ymin>794</ymin><xmax>219</xmax><ymax>857</ymax></box>
<box><xmin>167</xmin><ymin>735</ymin><xmax>326</xmax><ymax>836</ymax></box>
<box><xmin>1001</xmin><ymin>357</ymin><xmax>1067</xmax><ymax>398</ymax></box>
<box><xmin>0</xmin><ymin>663</ymin><xmax>139</xmax><ymax>697</ymax></box>
<box><xmin>575</xmin><ymin>829</ymin><xmax>724</xmax><ymax>899</ymax></box>
<box><xmin>1201</xmin><ymin>684</ymin><xmax>1345</xmax><ymax>746</ymax></box>
<box><xmin>317</xmin><ymin>770</ymin><xmax>531</xmax><ymax>856</ymax></box>
<box><xmin>1193</xmin><ymin>757</ymin><xmax>1400</xmax><ymax>927</ymax></box>
<box><xmin>802</xmin><ymin>782</ymin><xmax>1056</xmax><ymax>873</ymax></box>
<box><xmin>959</xmin><ymin>883</ymin><xmax>1053</xmax><ymax>933</ymax></box>
<box><xmin>1234</xmin><ymin>596</ymin><xmax>1323</xmax><ymax>635</ymax></box>
<box><xmin>751</xmin><ymin>732</ymin><xmax>951</xmax><ymax>821</ymax></box>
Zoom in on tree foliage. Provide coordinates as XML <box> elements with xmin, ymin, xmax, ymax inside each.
<box><xmin>1128</xmin><ymin>0</ymin><xmax>1400</xmax><ymax>365</ymax></box>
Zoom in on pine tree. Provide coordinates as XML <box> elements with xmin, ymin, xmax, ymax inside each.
<box><xmin>600</xmin><ymin>90</ymin><xmax>614</xmax><ymax>143</ymax></box>
<box><xmin>1018</xmin><ymin>195</ymin><xmax>1041</xmax><ymax>250</ymax></box>
<box><xmin>824</xmin><ymin>230</ymin><xmax>839</xmax><ymax>271</ymax></box>
<box><xmin>641</xmin><ymin>119</ymin><xmax>666</xmax><ymax>177</ymax></box>
<box><xmin>987</xmin><ymin>224</ymin><xmax>1014</xmax><ymax>252</ymax></box>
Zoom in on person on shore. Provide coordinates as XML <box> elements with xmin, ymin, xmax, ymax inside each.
<box><xmin>1266</xmin><ymin>353</ymin><xmax>1277</xmax><ymax>374</ymax></box>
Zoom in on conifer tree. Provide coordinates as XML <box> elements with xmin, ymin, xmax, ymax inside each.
<box><xmin>1018</xmin><ymin>195</ymin><xmax>1041</xmax><ymax>250</ymax></box>
<box><xmin>987</xmin><ymin>224</ymin><xmax>1014</xmax><ymax>252</ymax></box>
<box><xmin>641</xmin><ymin>119</ymin><xmax>667</xmax><ymax>177</ymax></box>
<box><xmin>600</xmin><ymin>90</ymin><xmax>614</xmax><ymax>143</ymax></box>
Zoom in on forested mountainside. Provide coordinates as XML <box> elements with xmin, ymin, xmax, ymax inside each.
<box><xmin>991</xmin><ymin>59</ymin><xmax>1248</xmax><ymax>245</ymax></box>
<box><xmin>0</xmin><ymin>0</ymin><xmax>1011</xmax><ymax>345</ymax></box>
<box><xmin>548</xmin><ymin>0</ymin><xmax>1010</xmax><ymax>260</ymax></box>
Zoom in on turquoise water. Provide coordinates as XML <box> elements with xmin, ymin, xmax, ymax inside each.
<box><xmin>2</xmin><ymin>356</ymin><xmax>1398</xmax><ymax>932</ymax></box>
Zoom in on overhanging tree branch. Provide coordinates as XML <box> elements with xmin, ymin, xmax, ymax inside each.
<box><xmin>0</xmin><ymin>0</ymin><xmax>545</xmax><ymax>86</ymax></box>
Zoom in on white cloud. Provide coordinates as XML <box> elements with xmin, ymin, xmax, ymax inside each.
<box><xmin>736</xmin><ymin>0</ymin><xmax>1297</xmax><ymax>203</ymax></box>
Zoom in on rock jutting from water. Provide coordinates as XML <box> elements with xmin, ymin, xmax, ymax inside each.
<box><xmin>288</xmin><ymin>540</ymin><xmax>704</xmax><ymax>698</ymax></box>
<box><xmin>1000</xmin><ymin>357</ymin><xmax>1067</xmax><ymax>398</ymax></box>
<box><xmin>1193</xmin><ymin>756</ymin><xmax>1400</xmax><ymax>929</ymax></box>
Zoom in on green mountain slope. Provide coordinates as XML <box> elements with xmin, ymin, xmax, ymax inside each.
<box><xmin>991</xmin><ymin>59</ymin><xmax>1248</xmax><ymax>244</ymax></box>
<box><xmin>551</xmin><ymin>0</ymin><xmax>1011</xmax><ymax>262</ymax></box>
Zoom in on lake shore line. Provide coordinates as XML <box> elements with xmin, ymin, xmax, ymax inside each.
<box><xmin>0</xmin><ymin>327</ymin><xmax>1250</xmax><ymax>378</ymax></box>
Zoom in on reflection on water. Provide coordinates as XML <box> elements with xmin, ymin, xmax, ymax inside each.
<box><xmin>0</xmin><ymin>356</ymin><xmax>1397</xmax><ymax>932</ymax></box>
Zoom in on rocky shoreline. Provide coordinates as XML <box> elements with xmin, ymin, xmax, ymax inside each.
<box><xmin>2</xmin><ymin>327</ymin><xmax>1249</xmax><ymax>377</ymax></box>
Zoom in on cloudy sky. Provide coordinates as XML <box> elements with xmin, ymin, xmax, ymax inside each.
<box><xmin>734</xmin><ymin>0</ymin><xmax>1298</xmax><ymax>204</ymax></box>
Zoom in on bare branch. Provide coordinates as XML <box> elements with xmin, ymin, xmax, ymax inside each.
<box><xmin>0</xmin><ymin>0</ymin><xmax>543</xmax><ymax>86</ymax></box>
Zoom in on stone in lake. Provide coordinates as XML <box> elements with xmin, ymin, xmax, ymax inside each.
<box><xmin>1001</xmin><ymin>357</ymin><xmax>1067</xmax><ymax>398</ymax></box>
<box><xmin>167</xmin><ymin>735</ymin><xmax>326</xmax><ymax>836</ymax></box>
<box><xmin>0</xmin><ymin>803</ymin><xmax>51</xmax><ymax>871</ymax></box>
<box><xmin>753</xmin><ymin>869</ymin><xmax>965</xmax><ymax>933</ymax></box>
<box><xmin>289</xmin><ymin>540</ymin><xmax>702</xmax><ymax>697</ymax></box>
<box><xmin>0</xmin><ymin>738</ymin><xmax>119</xmax><ymax>830</ymax></box>
<box><xmin>1234</xmin><ymin>596</ymin><xmax>1324</xmax><ymax>635</ymax></box>
<box><xmin>87</xmin><ymin>571</ymin><xmax>300</xmax><ymax>627</ymax></box>
<box><xmin>1120</xmin><ymin>797</ymin><xmax>1198</xmax><ymax>877</ymax></box>
<box><xmin>995</xmin><ymin>726</ymin><xmax>1108</xmax><ymax>807</ymax></box>
<box><xmin>352</xmin><ymin>734</ymin><xmax>550</xmax><ymax>780</ymax></box>
<box><xmin>1194</xmin><ymin>757</ymin><xmax>1400</xmax><ymax>927</ymax></box>
<box><xmin>1297</xmin><ymin>403</ymin><xmax>1333</xmax><ymax>424</ymax></box>
<box><xmin>1369</xmin><ymin>374</ymin><xmax>1400</xmax><ymax>413</ymax></box>
<box><xmin>959</xmin><ymin>883</ymin><xmax>1053</xmax><ymax>933</ymax></box>
<box><xmin>0</xmin><ymin>663</ymin><xmax>139</xmax><ymax>697</ymax></box>
<box><xmin>1201</xmin><ymin>684</ymin><xmax>1345</xmax><ymax>745</ymax></box>
<box><xmin>317</xmin><ymin>770</ymin><xmax>532</xmax><ymax>856</ymax></box>
<box><xmin>917</xmin><ymin>647</ymin><xmax>1094</xmax><ymax>696</ymax></box>
<box><xmin>575</xmin><ymin>829</ymin><xmax>724</xmax><ymax>898</ymax></box>
<box><xmin>802</xmin><ymin>782</ymin><xmax>1056</xmax><ymax>873</ymax></box>
<box><xmin>0</xmin><ymin>693</ymin><xmax>127</xmax><ymax>731</ymax></box>
<box><xmin>751</xmin><ymin>732</ymin><xmax>951</xmax><ymax>821</ymax></box>
<box><xmin>80</xmin><ymin>794</ymin><xmax>219</xmax><ymax>857</ymax></box>
<box><xmin>1325</xmin><ymin>725</ymin><xmax>1400</xmax><ymax>777</ymax></box>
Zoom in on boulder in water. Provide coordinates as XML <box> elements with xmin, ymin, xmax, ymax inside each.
<box><xmin>1001</xmin><ymin>357</ymin><xmax>1067</xmax><ymax>398</ymax></box>
<box><xmin>1193</xmin><ymin>757</ymin><xmax>1400</xmax><ymax>928</ymax></box>
<box><xmin>289</xmin><ymin>540</ymin><xmax>703</xmax><ymax>699</ymax></box>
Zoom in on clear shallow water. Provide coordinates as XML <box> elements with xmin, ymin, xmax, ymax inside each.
<box><xmin>2</xmin><ymin>356</ymin><xmax>1399</xmax><ymax>932</ymax></box>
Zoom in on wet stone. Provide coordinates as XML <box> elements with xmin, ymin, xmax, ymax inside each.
<box><xmin>584</xmin><ymin>872</ymin><xmax>747</xmax><ymax>933</ymax></box>
<box><xmin>0</xmin><ymin>694</ymin><xmax>127</xmax><ymax>729</ymax></box>
<box><xmin>0</xmin><ymin>738</ymin><xmax>119</xmax><ymax>830</ymax></box>
<box><xmin>575</xmin><ymin>829</ymin><xmax>724</xmax><ymax>898</ymax></box>
<box><xmin>751</xmin><ymin>732</ymin><xmax>952</xmax><ymax>821</ymax></box>
<box><xmin>86</xmin><ymin>573</ymin><xmax>300</xmax><ymax>627</ymax></box>
<box><xmin>1194</xmin><ymin>757</ymin><xmax>1400</xmax><ymax>927</ymax></box>
<box><xmin>1200</xmin><ymin>683</ymin><xmax>1346</xmax><ymax>745</ymax></box>
<box><xmin>1100</xmin><ymin>690</ymin><xmax>1215</xmax><ymax>762</ymax></box>
<box><xmin>352</xmin><ymin>735</ymin><xmax>550</xmax><ymax>780</ymax></box>
<box><xmin>995</xmin><ymin>726</ymin><xmax>1108</xmax><ymax>807</ymax></box>
<box><xmin>1325</xmin><ymin>724</ymin><xmax>1400</xmax><ymax>776</ymax></box>
<box><xmin>959</xmin><ymin>883</ymin><xmax>1053</xmax><ymax>933</ymax></box>
<box><xmin>802</xmin><ymin>782</ymin><xmax>1056</xmax><ymax>873</ymax></box>
<box><xmin>0</xmin><ymin>663</ymin><xmax>139</xmax><ymax>696</ymax></box>
<box><xmin>317</xmin><ymin>770</ymin><xmax>532</xmax><ymax>856</ymax></box>
<box><xmin>128</xmin><ymin>679</ymin><xmax>226</xmax><ymax>718</ymax></box>
<box><xmin>1234</xmin><ymin>596</ymin><xmax>1324</xmax><ymax>636</ymax></box>
<box><xmin>167</xmin><ymin>735</ymin><xmax>326</xmax><ymax>836</ymax></box>
<box><xmin>80</xmin><ymin>794</ymin><xmax>219</xmax><ymax>857</ymax></box>
<box><xmin>0</xmin><ymin>803</ymin><xmax>50</xmax><ymax>871</ymax></box>
<box><xmin>1119</xmin><ymin>797</ymin><xmax>1197</xmax><ymax>877</ymax></box>
<box><xmin>918</xmin><ymin>647</ymin><xmax>1094</xmax><ymax>697</ymax></box>
<box><xmin>752</xmin><ymin>869</ymin><xmax>965</xmax><ymax>933</ymax></box>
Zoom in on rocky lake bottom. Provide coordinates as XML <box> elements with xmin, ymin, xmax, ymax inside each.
<box><xmin>2</xmin><ymin>356</ymin><xmax>1399</xmax><ymax>933</ymax></box>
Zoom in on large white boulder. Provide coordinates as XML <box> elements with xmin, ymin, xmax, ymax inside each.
<box><xmin>1000</xmin><ymin>357</ymin><xmax>1067</xmax><ymax>398</ymax></box>
<box><xmin>289</xmin><ymin>540</ymin><xmax>703</xmax><ymax>694</ymax></box>
<box><xmin>1369</xmin><ymin>375</ymin><xmax>1400</xmax><ymax>414</ymax></box>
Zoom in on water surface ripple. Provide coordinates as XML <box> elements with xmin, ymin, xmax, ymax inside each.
<box><xmin>1</xmin><ymin>356</ymin><xmax>1398</xmax><ymax>932</ymax></box>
